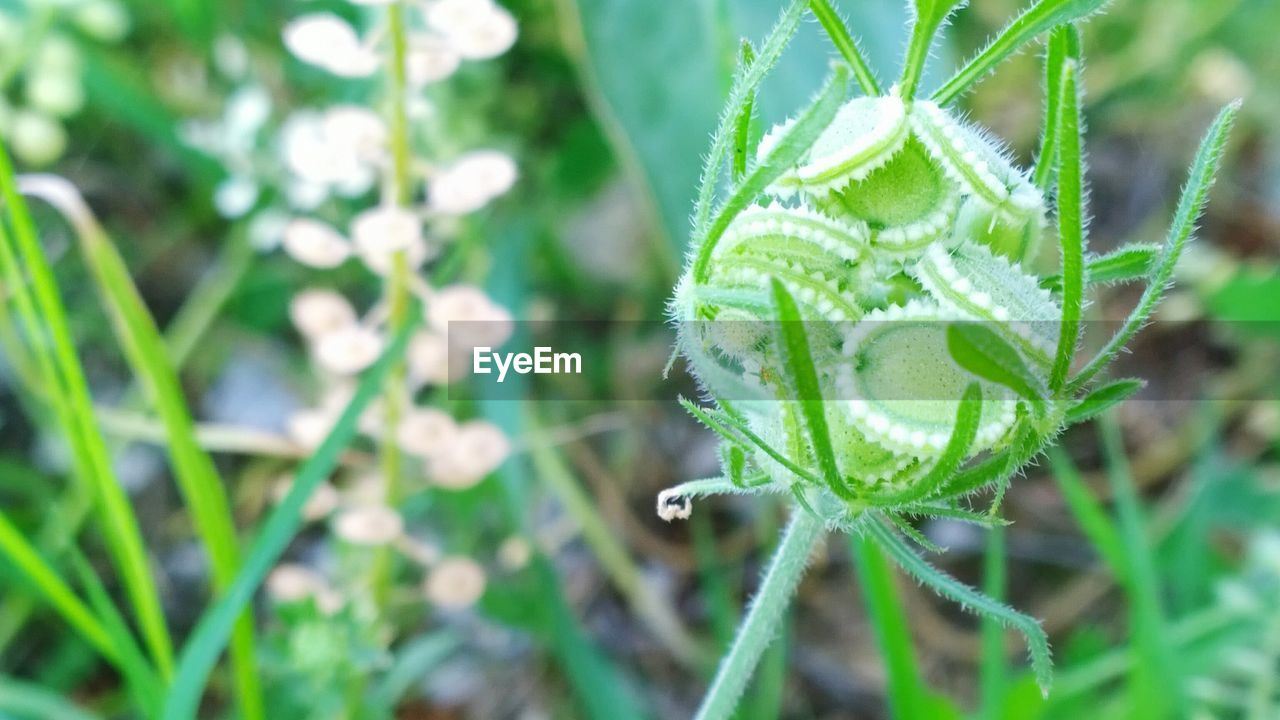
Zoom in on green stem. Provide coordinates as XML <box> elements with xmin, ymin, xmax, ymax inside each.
<box><xmin>851</xmin><ymin>534</ymin><xmax>924</xmax><ymax>719</ymax></box>
<box><xmin>980</xmin><ymin>525</ymin><xmax>1007</xmax><ymax>719</ymax></box>
<box><xmin>695</xmin><ymin>506</ymin><xmax>823</xmax><ymax>720</ymax></box>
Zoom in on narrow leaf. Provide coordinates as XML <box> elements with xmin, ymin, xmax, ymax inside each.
<box><xmin>769</xmin><ymin>278</ymin><xmax>851</xmax><ymax>499</ymax></box>
<box><xmin>808</xmin><ymin>0</ymin><xmax>882</xmax><ymax>96</ymax></box>
<box><xmin>947</xmin><ymin>323</ymin><xmax>1046</xmax><ymax>403</ymax></box>
<box><xmin>900</xmin><ymin>0</ymin><xmax>966</xmax><ymax>100</ymax></box>
<box><xmin>1040</xmin><ymin>244</ymin><xmax>1159</xmax><ymax>292</ymax></box>
<box><xmin>1071</xmin><ymin>101</ymin><xmax>1241</xmax><ymax>390</ymax></box>
<box><xmin>1031</xmin><ymin>24</ymin><xmax>1080</xmax><ymax>191</ymax></box>
<box><xmin>731</xmin><ymin>41</ymin><xmax>757</xmax><ymax>182</ymax></box>
<box><xmin>679</xmin><ymin>397</ymin><xmax>823</xmax><ymax>485</ymax></box>
<box><xmin>932</xmin><ymin>0</ymin><xmax>1108</xmax><ymax>106</ymax></box>
<box><xmin>1065</xmin><ymin>378</ymin><xmax>1144</xmax><ymax>425</ymax></box>
<box><xmin>1050</xmin><ymin>59</ymin><xmax>1085</xmax><ymax>393</ymax></box>
<box><xmin>872</xmin><ymin>383</ymin><xmax>982</xmax><ymax>506</ymax></box>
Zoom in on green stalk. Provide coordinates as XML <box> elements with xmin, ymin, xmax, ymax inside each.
<box><xmin>695</xmin><ymin>507</ymin><xmax>823</xmax><ymax>720</ymax></box>
<box><xmin>980</xmin><ymin>526</ymin><xmax>1007</xmax><ymax>719</ymax></box>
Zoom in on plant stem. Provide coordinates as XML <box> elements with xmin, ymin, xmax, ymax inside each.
<box><xmin>851</xmin><ymin>534</ymin><xmax>924</xmax><ymax>720</ymax></box>
<box><xmin>696</xmin><ymin>506</ymin><xmax>823</xmax><ymax>720</ymax></box>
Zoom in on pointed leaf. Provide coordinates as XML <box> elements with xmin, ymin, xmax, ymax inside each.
<box><xmin>947</xmin><ymin>323</ymin><xmax>1046</xmax><ymax>403</ymax></box>
<box><xmin>1065</xmin><ymin>378</ymin><xmax>1144</xmax><ymax>425</ymax></box>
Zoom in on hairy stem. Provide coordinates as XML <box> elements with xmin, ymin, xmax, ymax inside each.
<box><xmin>696</xmin><ymin>507</ymin><xmax>823</xmax><ymax>720</ymax></box>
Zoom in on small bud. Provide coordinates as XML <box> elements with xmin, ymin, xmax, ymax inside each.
<box><xmin>351</xmin><ymin>205</ymin><xmax>431</xmax><ymax>275</ymax></box>
<box><xmin>289</xmin><ymin>289</ymin><xmax>357</xmax><ymax>339</ymax></box>
<box><xmin>429</xmin><ymin>420</ymin><xmax>509</xmax><ymax>490</ymax></box>
<box><xmin>283</xmin><ymin>14</ymin><xmax>379</xmax><ymax>78</ymax></box>
<box><xmin>428</xmin><ymin>150</ymin><xmax>518</xmax><ymax>214</ymax></box>
<box><xmin>426</xmin><ymin>0</ymin><xmax>518</xmax><ymax>60</ymax></box>
<box><xmin>333</xmin><ymin>505</ymin><xmax>404</xmax><ymax>546</ymax></box>
<box><xmin>312</xmin><ymin>324</ymin><xmax>384</xmax><ymax>375</ymax></box>
<box><xmin>656</xmin><ymin>489</ymin><xmax>692</xmax><ymax>521</ymax></box>
<box><xmin>282</xmin><ymin>218</ymin><xmax>352</xmax><ymax>269</ymax></box>
<box><xmin>396</xmin><ymin>407</ymin><xmax>458</xmax><ymax>460</ymax></box>
<box><xmin>423</xmin><ymin>556</ymin><xmax>487</xmax><ymax>609</ymax></box>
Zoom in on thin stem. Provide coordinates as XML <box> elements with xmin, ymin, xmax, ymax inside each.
<box><xmin>696</xmin><ymin>506</ymin><xmax>824</xmax><ymax>720</ymax></box>
<box><xmin>851</xmin><ymin>534</ymin><xmax>925</xmax><ymax>719</ymax></box>
<box><xmin>980</xmin><ymin>526</ymin><xmax>1007</xmax><ymax>719</ymax></box>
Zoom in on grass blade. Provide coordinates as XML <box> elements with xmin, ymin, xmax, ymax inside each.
<box><xmin>931</xmin><ymin>0</ymin><xmax>1108</xmax><ymax>106</ymax></box>
<box><xmin>0</xmin><ymin>676</ymin><xmax>100</xmax><ymax>720</ymax></box>
<box><xmin>19</xmin><ymin>176</ymin><xmax>264</xmax><ymax>720</ymax></box>
<box><xmin>808</xmin><ymin>0</ymin><xmax>882</xmax><ymax>96</ymax></box>
<box><xmin>1069</xmin><ymin>101</ymin><xmax>1241</xmax><ymax>391</ymax></box>
<box><xmin>769</xmin><ymin>278</ymin><xmax>850</xmax><ymax>499</ymax></box>
<box><xmin>160</xmin><ymin>303</ymin><xmax>420</xmax><ymax>720</ymax></box>
<box><xmin>1046</xmin><ymin>448</ymin><xmax>1125</xmax><ymax>575</ymax></box>
<box><xmin>1050</xmin><ymin>59</ymin><xmax>1085</xmax><ymax>393</ymax></box>
<box><xmin>0</xmin><ymin>143</ymin><xmax>173</xmax><ymax>675</ymax></box>
<box><xmin>851</xmin><ymin>534</ymin><xmax>928</xmax><ymax>719</ymax></box>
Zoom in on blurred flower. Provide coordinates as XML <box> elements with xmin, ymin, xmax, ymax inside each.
<box><xmin>406</xmin><ymin>36</ymin><xmax>461</xmax><ymax>87</ymax></box>
<box><xmin>286</xmin><ymin>406</ymin><xmax>339</xmax><ymax>450</ymax></box>
<box><xmin>429</xmin><ymin>420</ymin><xmax>508</xmax><ymax>489</ymax></box>
<box><xmin>423</xmin><ymin>556</ymin><xmax>487</xmax><ymax>609</ymax></box>
<box><xmin>267</xmin><ymin>563</ymin><xmax>328</xmax><ymax>603</ymax></box>
<box><xmin>427</xmin><ymin>284</ymin><xmax>513</xmax><ymax>348</ymax></box>
<box><xmin>334</xmin><ymin>505</ymin><xmax>404</xmax><ymax>545</ymax></box>
<box><xmin>497</xmin><ymin>536</ymin><xmax>531</xmax><ymax>570</ymax></box>
<box><xmin>73</xmin><ymin>0</ymin><xmax>130</xmax><ymax>41</ymax></box>
<box><xmin>313</xmin><ymin>324</ymin><xmax>384</xmax><ymax>375</ymax></box>
<box><xmin>213</xmin><ymin>175</ymin><xmax>260</xmax><ymax>218</ymax></box>
<box><xmin>283</xmin><ymin>218</ymin><xmax>353</xmax><ymax>269</ymax></box>
<box><xmin>428</xmin><ymin>150</ymin><xmax>518</xmax><ymax>214</ymax></box>
<box><xmin>290</xmin><ymin>289</ymin><xmax>358</xmax><ymax>339</ymax></box>
<box><xmin>424</xmin><ymin>0</ymin><xmax>517</xmax><ymax>60</ymax></box>
<box><xmin>281</xmin><ymin>111</ymin><xmax>378</xmax><ymax>198</ymax></box>
<box><xmin>351</xmin><ymin>205</ymin><xmax>431</xmax><ymax>274</ymax></box>
<box><xmin>272</xmin><ymin>477</ymin><xmax>340</xmax><ymax>521</ymax></box>
<box><xmin>9</xmin><ymin>110</ymin><xmax>66</xmax><ymax>166</ymax></box>
<box><xmin>407</xmin><ymin>330</ymin><xmax>452</xmax><ymax>385</ymax></box>
<box><xmin>1189</xmin><ymin>48</ymin><xmax>1252</xmax><ymax>105</ymax></box>
<box><xmin>283</xmin><ymin>13</ymin><xmax>379</xmax><ymax>78</ymax></box>
<box><xmin>396</xmin><ymin>407</ymin><xmax>457</xmax><ymax>459</ymax></box>
<box><xmin>25</xmin><ymin>69</ymin><xmax>85</xmax><ymax>117</ymax></box>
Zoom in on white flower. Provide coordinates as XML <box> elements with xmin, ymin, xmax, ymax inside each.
<box><xmin>428</xmin><ymin>150</ymin><xmax>518</xmax><ymax>214</ymax></box>
<box><xmin>282</xmin><ymin>218</ymin><xmax>352</xmax><ymax>269</ymax></box>
<box><xmin>423</xmin><ymin>556</ymin><xmax>487</xmax><ymax>609</ymax></box>
<box><xmin>351</xmin><ymin>205</ymin><xmax>431</xmax><ymax>275</ymax></box>
<box><xmin>313</xmin><ymin>324</ymin><xmax>384</xmax><ymax>375</ymax></box>
<box><xmin>427</xmin><ymin>284</ymin><xmax>513</xmax><ymax>348</ymax></box>
<box><xmin>407</xmin><ymin>330</ymin><xmax>452</xmax><ymax>385</ymax></box>
<box><xmin>281</xmin><ymin>112</ymin><xmax>376</xmax><ymax>196</ymax></box>
<box><xmin>342</xmin><ymin>472</ymin><xmax>386</xmax><ymax>507</ymax></box>
<box><xmin>266</xmin><ymin>563</ymin><xmax>327</xmax><ymax>603</ymax></box>
<box><xmin>283</xmin><ymin>14</ymin><xmax>379</xmax><ymax>77</ymax></box>
<box><xmin>25</xmin><ymin>69</ymin><xmax>84</xmax><ymax>118</ymax></box>
<box><xmin>322</xmin><ymin>105</ymin><xmax>386</xmax><ymax>163</ymax></box>
<box><xmin>429</xmin><ymin>420</ymin><xmax>508</xmax><ymax>489</ymax></box>
<box><xmin>396</xmin><ymin>407</ymin><xmax>457</xmax><ymax>459</ymax></box>
<box><xmin>426</xmin><ymin>0</ymin><xmax>517</xmax><ymax>60</ymax></box>
<box><xmin>289</xmin><ymin>289</ymin><xmax>357</xmax><ymax>338</ymax></box>
<box><xmin>213</xmin><ymin>175</ymin><xmax>260</xmax><ymax>218</ymax></box>
<box><xmin>406</xmin><ymin>36</ymin><xmax>461</xmax><ymax>86</ymax></box>
<box><xmin>333</xmin><ymin>505</ymin><xmax>404</xmax><ymax>546</ymax></box>
<box><xmin>497</xmin><ymin>536</ymin><xmax>531</xmax><ymax>570</ymax></box>
<box><xmin>656</xmin><ymin>488</ymin><xmax>692</xmax><ymax>521</ymax></box>
<box><xmin>286</xmin><ymin>406</ymin><xmax>338</xmax><ymax>450</ymax></box>
<box><xmin>10</xmin><ymin>111</ymin><xmax>66</xmax><ymax>166</ymax></box>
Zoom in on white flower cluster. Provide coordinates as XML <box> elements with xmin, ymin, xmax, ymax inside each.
<box><xmin>0</xmin><ymin>0</ymin><xmax>129</xmax><ymax>166</ymax></box>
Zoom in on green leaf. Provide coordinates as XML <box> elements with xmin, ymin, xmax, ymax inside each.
<box><xmin>900</xmin><ymin>0</ymin><xmax>967</xmax><ymax>100</ymax></box>
<box><xmin>1205</xmin><ymin>266</ymin><xmax>1280</xmax><ymax>336</ymax></box>
<box><xmin>0</xmin><ymin>676</ymin><xmax>100</xmax><ymax>720</ymax></box>
<box><xmin>1040</xmin><ymin>244</ymin><xmax>1159</xmax><ymax>291</ymax></box>
<box><xmin>731</xmin><ymin>40</ymin><xmax>758</xmax><ymax>182</ymax></box>
<box><xmin>808</xmin><ymin>0</ymin><xmax>882</xmax><ymax>96</ymax></box>
<box><xmin>0</xmin><ymin>144</ymin><xmax>174</xmax><ymax>676</ymax></box>
<box><xmin>1031</xmin><ymin>24</ymin><xmax>1080</xmax><ymax>192</ymax></box>
<box><xmin>871</xmin><ymin>383</ymin><xmax>982</xmax><ymax>507</ymax></box>
<box><xmin>1046</xmin><ymin>449</ymin><xmax>1125</xmax><ymax>577</ymax></box>
<box><xmin>1064</xmin><ymin>378</ymin><xmax>1144</xmax><ymax>425</ymax></box>
<box><xmin>1070</xmin><ymin>100</ymin><xmax>1241</xmax><ymax>391</ymax></box>
<box><xmin>932</xmin><ymin>0</ymin><xmax>1109</xmax><ymax>106</ymax></box>
<box><xmin>160</xmin><ymin>304</ymin><xmax>420</xmax><ymax>720</ymax></box>
<box><xmin>769</xmin><ymin>278</ymin><xmax>851</xmax><ymax>499</ymax></box>
<box><xmin>946</xmin><ymin>323</ymin><xmax>1046</xmax><ymax>403</ymax></box>
<box><xmin>678</xmin><ymin>397</ymin><xmax>823</xmax><ymax>486</ymax></box>
<box><xmin>868</xmin><ymin>518</ymin><xmax>1053</xmax><ymax>694</ymax></box>
<box><xmin>692</xmin><ymin>64</ymin><xmax>850</xmax><ymax>283</ymax></box>
<box><xmin>1050</xmin><ymin>59</ymin><xmax>1085</xmax><ymax>393</ymax></box>
<box><xmin>851</xmin><ymin>534</ymin><xmax>932</xmax><ymax>720</ymax></box>
<box><xmin>22</xmin><ymin>177</ymin><xmax>264</xmax><ymax>720</ymax></box>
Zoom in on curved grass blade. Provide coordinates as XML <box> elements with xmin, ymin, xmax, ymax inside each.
<box><xmin>769</xmin><ymin>278</ymin><xmax>851</xmax><ymax>499</ymax></box>
<box><xmin>868</xmin><ymin>518</ymin><xmax>1053</xmax><ymax>695</ymax></box>
<box><xmin>160</xmin><ymin>303</ymin><xmax>420</xmax><ymax>720</ymax></box>
<box><xmin>850</xmin><ymin>534</ymin><xmax>928</xmax><ymax>719</ymax></box>
<box><xmin>21</xmin><ymin>175</ymin><xmax>264</xmax><ymax>720</ymax></box>
<box><xmin>899</xmin><ymin>0</ymin><xmax>966</xmax><ymax>101</ymax></box>
<box><xmin>0</xmin><ymin>144</ymin><xmax>173</xmax><ymax>675</ymax></box>
<box><xmin>1070</xmin><ymin>101</ymin><xmax>1241</xmax><ymax>391</ymax></box>
<box><xmin>808</xmin><ymin>0</ymin><xmax>882</xmax><ymax>96</ymax></box>
<box><xmin>931</xmin><ymin>0</ymin><xmax>1108</xmax><ymax>106</ymax></box>
<box><xmin>692</xmin><ymin>65</ymin><xmax>849</xmax><ymax>282</ymax></box>
<box><xmin>1050</xmin><ymin>59</ymin><xmax>1085</xmax><ymax>393</ymax></box>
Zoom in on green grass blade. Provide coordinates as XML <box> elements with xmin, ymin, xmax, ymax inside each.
<box><xmin>899</xmin><ymin>0</ymin><xmax>965</xmax><ymax>101</ymax></box>
<box><xmin>980</xmin><ymin>525</ymin><xmax>1006</xmax><ymax>720</ymax></box>
<box><xmin>808</xmin><ymin>0</ymin><xmax>882</xmax><ymax>96</ymax></box>
<box><xmin>1031</xmin><ymin>24</ymin><xmax>1078</xmax><ymax>192</ymax></box>
<box><xmin>769</xmin><ymin>278</ymin><xmax>850</xmax><ymax>499</ymax></box>
<box><xmin>852</xmin><ymin>534</ymin><xmax>927</xmax><ymax>719</ymax></box>
<box><xmin>372</xmin><ymin>633</ymin><xmax>460</xmax><ymax>710</ymax></box>
<box><xmin>160</xmin><ymin>304</ymin><xmax>420</xmax><ymax>720</ymax></box>
<box><xmin>1050</xmin><ymin>59</ymin><xmax>1084</xmax><ymax>393</ymax></box>
<box><xmin>0</xmin><ymin>144</ymin><xmax>173</xmax><ymax>675</ymax></box>
<box><xmin>1069</xmin><ymin>101</ymin><xmax>1240</xmax><ymax>391</ymax></box>
<box><xmin>0</xmin><ymin>512</ymin><xmax>114</xmax><ymax>661</ymax></box>
<box><xmin>692</xmin><ymin>64</ymin><xmax>849</xmax><ymax>283</ymax></box>
<box><xmin>867</xmin><ymin>518</ymin><xmax>1054</xmax><ymax>695</ymax></box>
<box><xmin>0</xmin><ymin>676</ymin><xmax>100</xmax><ymax>720</ymax></box>
<box><xmin>1046</xmin><ymin>448</ymin><xmax>1125</xmax><ymax>575</ymax></box>
<box><xmin>1097</xmin><ymin>414</ymin><xmax>1177</xmax><ymax>714</ymax></box>
<box><xmin>21</xmin><ymin>178</ymin><xmax>263</xmax><ymax>720</ymax></box>
<box><xmin>692</xmin><ymin>0</ymin><xmax>808</xmax><ymax>239</ymax></box>
<box><xmin>931</xmin><ymin>0</ymin><xmax>1108</xmax><ymax>106</ymax></box>
<box><xmin>1064</xmin><ymin>378</ymin><xmax>1144</xmax><ymax>426</ymax></box>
